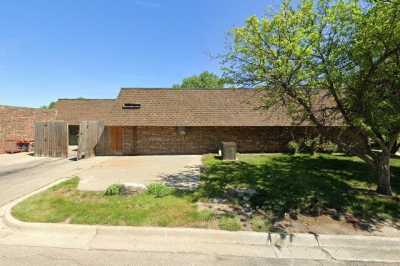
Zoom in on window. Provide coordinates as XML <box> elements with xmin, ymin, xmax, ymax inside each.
<box><xmin>122</xmin><ymin>103</ymin><xmax>141</xmax><ymax>110</ymax></box>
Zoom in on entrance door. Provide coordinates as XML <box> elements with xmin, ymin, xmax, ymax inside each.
<box><xmin>111</xmin><ymin>127</ymin><xmax>123</xmax><ymax>155</ymax></box>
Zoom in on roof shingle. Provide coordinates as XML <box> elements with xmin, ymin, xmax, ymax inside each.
<box><xmin>53</xmin><ymin>89</ymin><xmax>338</xmax><ymax>127</ymax></box>
<box><xmin>54</xmin><ymin>99</ymin><xmax>115</xmax><ymax>125</ymax></box>
<box><xmin>107</xmin><ymin>88</ymin><xmax>295</xmax><ymax>126</ymax></box>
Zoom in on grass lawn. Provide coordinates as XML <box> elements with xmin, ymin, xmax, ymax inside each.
<box><xmin>12</xmin><ymin>153</ymin><xmax>400</xmax><ymax>233</ymax></box>
<box><xmin>201</xmin><ymin>153</ymin><xmax>400</xmax><ymax>225</ymax></box>
<box><xmin>12</xmin><ymin>178</ymin><xmax>216</xmax><ymax>228</ymax></box>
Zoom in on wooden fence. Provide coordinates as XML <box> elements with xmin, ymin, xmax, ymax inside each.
<box><xmin>78</xmin><ymin>121</ymin><xmax>104</xmax><ymax>159</ymax></box>
<box><xmin>34</xmin><ymin>121</ymin><xmax>68</xmax><ymax>158</ymax></box>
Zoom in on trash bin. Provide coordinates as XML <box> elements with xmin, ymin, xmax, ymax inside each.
<box><xmin>220</xmin><ymin>142</ymin><xmax>237</xmax><ymax>160</ymax></box>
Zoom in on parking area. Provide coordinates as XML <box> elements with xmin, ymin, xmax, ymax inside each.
<box><xmin>77</xmin><ymin>155</ymin><xmax>202</xmax><ymax>191</ymax></box>
<box><xmin>0</xmin><ymin>153</ymin><xmax>202</xmax><ymax>202</ymax></box>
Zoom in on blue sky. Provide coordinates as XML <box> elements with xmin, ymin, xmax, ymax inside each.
<box><xmin>0</xmin><ymin>0</ymin><xmax>283</xmax><ymax>107</ymax></box>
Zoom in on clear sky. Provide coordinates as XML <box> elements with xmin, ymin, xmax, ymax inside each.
<box><xmin>0</xmin><ymin>0</ymin><xmax>284</xmax><ymax>107</ymax></box>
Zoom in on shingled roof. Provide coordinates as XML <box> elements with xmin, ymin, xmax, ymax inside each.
<box><xmin>107</xmin><ymin>88</ymin><xmax>295</xmax><ymax>127</ymax></box>
<box><xmin>54</xmin><ymin>99</ymin><xmax>115</xmax><ymax>125</ymax></box>
<box><xmin>53</xmin><ymin>89</ymin><xmax>338</xmax><ymax>127</ymax></box>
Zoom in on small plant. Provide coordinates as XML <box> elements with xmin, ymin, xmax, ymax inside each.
<box><xmin>251</xmin><ymin>217</ymin><xmax>272</xmax><ymax>232</ymax></box>
<box><xmin>302</xmin><ymin>137</ymin><xmax>319</xmax><ymax>155</ymax></box>
<box><xmin>319</xmin><ymin>141</ymin><xmax>338</xmax><ymax>154</ymax></box>
<box><xmin>218</xmin><ymin>216</ymin><xmax>242</xmax><ymax>231</ymax></box>
<box><xmin>146</xmin><ymin>183</ymin><xmax>174</xmax><ymax>198</ymax></box>
<box><xmin>287</xmin><ymin>141</ymin><xmax>300</xmax><ymax>155</ymax></box>
<box><xmin>195</xmin><ymin>210</ymin><xmax>215</xmax><ymax>222</ymax></box>
<box><xmin>104</xmin><ymin>184</ymin><xmax>125</xmax><ymax>196</ymax></box>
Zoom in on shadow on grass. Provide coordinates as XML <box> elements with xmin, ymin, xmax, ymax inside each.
<box><xmin>200</xmin><ymin>154</ymin><xmax>400</xmax><ymax>227</ymax></box>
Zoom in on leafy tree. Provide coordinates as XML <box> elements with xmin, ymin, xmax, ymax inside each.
<box><xmin>173</xmin><ymin>71</ymin><xmax>226</xmax><ymax>89</ymax></box>
<box><xmin>222</xmin><ymin>0</ymin><xmax>400</xmax><ymax>195</ymax></box>
<box><xmin>40</xmin><ymin>101</ymin><xmax>56</xmax><ymax>109</ymax></box>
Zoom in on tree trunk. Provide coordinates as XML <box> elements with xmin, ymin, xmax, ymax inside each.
<box><xmin>391</xmin><ymin>140</ymin><xmax>399</xmax><ymax>155</ymax></box>
<box><xmin>376</xmin><ymin>152</ymin><xmax>392</xmax><ymax>196</ymax></box>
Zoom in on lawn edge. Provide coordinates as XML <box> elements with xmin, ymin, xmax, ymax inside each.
<box><xmin>2</xmin><ymin>176</ymin><xmax>400</xmax><ymax>250</ymax></box>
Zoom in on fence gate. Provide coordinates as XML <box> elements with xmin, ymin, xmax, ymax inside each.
<box><xmin>34</xmin><ymin>121</ymin><xmax>68</xmax><ymax>158</ymax></box>
<box><xmin>78</xmin><ymin>121</ymin><xmax>104</xmax><ymax>159</ymax></box>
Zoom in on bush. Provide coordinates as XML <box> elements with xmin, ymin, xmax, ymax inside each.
<box><xmin>251</xmin><ymin>217</ymin><xmax>272</xmax><ymax>232</ymax></box>
<box><xmin>302</xmin><ymin>137</ymin><xmax>319</xmax><ymax>155</ymax></box>
<box><xmin>318</xmin><ymin>141</ymin><xmax>338</xmax><ymax>154</ymax></box>
<box><xmin>287</xmin><ymin>141</ymin><xmax>300</xmax><ymax>155</ymax></box>
<box><xmin>299</xmin><ymin>136</ymin><xmax>338</xmax><ymax>155</ymax></box>
<box><xmin>146</xmin><ymin>183</ymin><xmax>174</xmax><ymax>198</ymax></box>
<box><xmin>104</xmin><ymin>184</ymin><xmax>125</xmax><ymax>196</ymax></box>
<box><xmin>218</xmin><ymin>216</ymin><xmax>242</xmax><ymax>231</ymax></box>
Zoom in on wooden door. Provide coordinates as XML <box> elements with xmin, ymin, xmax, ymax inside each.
<box><xmin>111</xmin><ymin>127</ymin><xmax>123</xmax><ymax>154</ymax></box>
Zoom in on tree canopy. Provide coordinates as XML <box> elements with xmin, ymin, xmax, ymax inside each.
<box><xmin>40</xmin><ymin>101</ymin><xmax>56</xmax><ymax>109</ymax></box>
<box><xmin>222</xmin><ymin>0</ymin><xmax>400</xmax><ymax>195</ymax></box>
<box><xmin>173</xmin><ymin>71</ymin><xmax>226</xmax><ymax>89</ymax></box>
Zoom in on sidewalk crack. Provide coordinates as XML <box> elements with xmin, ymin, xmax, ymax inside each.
<box><xmin>272</xmin><ymin>246</ymin><xmax>281</xmax><ymax>258</ymax></box>
<box><xmin>320</xmin><ymin>247</ymin><xmax>337</xmax><ymax>261</ymax></box>
<box><xmin>87</xmin><ymin>228</ymin><xmax>98</xmax><ymax>250</ymax></box>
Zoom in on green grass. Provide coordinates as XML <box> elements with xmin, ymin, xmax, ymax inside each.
<box><xmin>201</xmin><ymin>153</ymin><xmax>400</xmax><ymax>224</ymax></box>
<box><xmin>218</xmin><ymin>216</ymin><xmax>242</xmax><ymax>231</ymax></box>
<box><xmin>12</xmin><ymin>153</ymin><xmax>400</xmax><ymax>231</ymax></box>
<box><xmin>12</xmin><ymin>177</ymin><xmax>216</xmax><ymax>228</ymax></box>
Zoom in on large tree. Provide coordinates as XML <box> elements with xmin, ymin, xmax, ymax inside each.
<box><xmin>173</xmin><ymin>71</ymin><xmax>226</xmax><ymax>89</ymax></box>
<box><xmin>222</xmin><ymin>0</ymin><xmax>400</xmax><ymax>195</ymax></box>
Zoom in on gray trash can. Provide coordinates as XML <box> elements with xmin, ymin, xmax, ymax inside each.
<box><xmin>220</xmin><ymin>142</ymin><xmax>237</xmax><ymax>160</ymax></box>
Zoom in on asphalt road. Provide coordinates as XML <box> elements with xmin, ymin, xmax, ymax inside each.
<box><xmin>1</xmin><ymin>245</ymin><xmax>397</xmax><ymax>266</ymax></box>
<box><xmin>0</xmin><ymin>153</ymin><xmax>74</xmax><ymax>206</ymax></box>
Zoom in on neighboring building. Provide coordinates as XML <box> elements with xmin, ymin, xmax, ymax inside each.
<box><xmin>0</xmin><ymin>105</ymin><xmax>56</xmax><ymax>153</ymax></box>
<box><xmin>52</xmin><ymin>88</ymin><xmax>324</xmax><ymax>156</ymax></box>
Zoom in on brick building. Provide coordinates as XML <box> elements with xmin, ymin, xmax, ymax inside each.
<box><xmin>0</xmin><ymin>88</ymin><xmax>334</xmax><ymax>156</ymax></box>
<box><xmin>53</xmin><ymin>88</ymin><xmax>328</xmax><ymax>156</ymax></box>
<box><xmin>0</xmin><ymin>106</ymin><xmax>56</xmax><ymax>153</ymax></box>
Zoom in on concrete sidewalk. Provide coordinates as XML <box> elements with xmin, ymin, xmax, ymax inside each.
<box><xmin>0</xmin><ymin>180</ymin><xmax>400</xmax><ymax>265</ymax></box>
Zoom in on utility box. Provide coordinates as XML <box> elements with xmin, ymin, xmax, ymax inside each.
<box><xmin>220</xmin><ymin>141</ymin><xmax>237</xmax><ymax>160</ymax></box>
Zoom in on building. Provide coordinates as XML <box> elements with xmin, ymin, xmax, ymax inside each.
<box><xmin>52</xmin><ymin>88</ymin><xmax>322</xmax><ymax>156</ymax></box>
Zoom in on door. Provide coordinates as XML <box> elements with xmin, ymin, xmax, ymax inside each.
<box><xmin>111</xmin><ymin>127</ymin><xmax>123</xmax><ymax>155</ymax></box>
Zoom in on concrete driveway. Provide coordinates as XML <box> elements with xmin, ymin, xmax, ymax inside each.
<box><xmin>78</xmin><ymin>155</ymin><xmax>202</xmax><ymax>191</ymax></box>
<box><xmin>0</xmin><ymin>152</ymin><xmax>202</xmax><ymax>203</ymax></box>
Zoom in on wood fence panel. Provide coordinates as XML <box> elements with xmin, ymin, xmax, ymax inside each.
<box><xmin>78</xmin><ymin>121</ymin><xmax>104</xmax><ymax>159</ymax></box>
<box><xmin>34</xmin><ymin>121</ymin><xmax>68</xmax><ymax>158</ymax></box>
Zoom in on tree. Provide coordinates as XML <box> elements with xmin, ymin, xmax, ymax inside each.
<box><xmin>222</xmin><ymin>0</ymin><xmax>400</xmax><ymax>195</ymax></box>
<box><xmin>173</xmin><ymin>71</ymin><xmax>226</xmax><ymax>89</ymax></box>
<box><xmin>40</xmin><ymin>101</ymin><xmax>56</xmax><ymax>109</ymax></box>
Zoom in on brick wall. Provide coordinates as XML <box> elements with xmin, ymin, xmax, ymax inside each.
<box><xmin>135</xmin><ymin>126</ymin><xmax>317</xmax><ymax>155</ymax></box>
<box><xmin>0</xmin><ymin>106</ymin><xmax>57</xmax><ymax>153</ymax></box>
<box><xmin>96</xmin><ymin>126</ymin><xmax>319</xmax><ymax>155</ymax></box>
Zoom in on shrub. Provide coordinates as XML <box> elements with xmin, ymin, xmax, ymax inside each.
<box><xmin>146</xmin><ymin>183</ymin><xmax>174</xmax><ymax>198</ymax></box>
<box><xmin>251</xmin><ymin>217</ymin><xmax>272</xmax><ymax>232</ymax></box>
<box><xmin>302</xmin><ymin>137</ymin><xmax>319</xmax><ymax>155</ymax></box>
<box><xmin>218</xmin><ymin>216</ymin><xmax>242</xmax><ymax>231</ymax></box>
<box><xmin>318</xmin><ymin>141</ymin><xmax>338</xmax><ymax>154</ymax></box>
<box><xmin>287</xmin><ymin>141</ymin><xmax>300</xmax><ymax>155</ymax></box>
<box><xmin>104</xmin><ymin>184</ymin><xmax>125</xmax><ymax>196</ymax></box>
